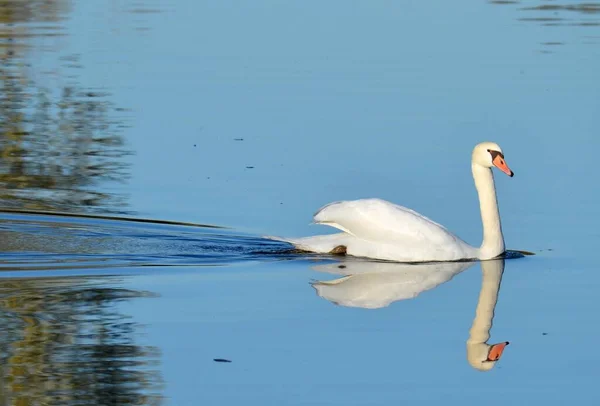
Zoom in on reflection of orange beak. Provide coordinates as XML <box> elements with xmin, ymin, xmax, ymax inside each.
<box><xmin>493</xmin><ymin>155</ymin><xmax>514</xmax><ymax>177</ymax></box>
<box><xmin>485</xmin><ymin>341</ymin><xmax>509</xmax><ymax>362</ymax></box>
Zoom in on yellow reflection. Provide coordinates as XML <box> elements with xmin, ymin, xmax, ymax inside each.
<box><xmin>0</xmin><ymin>277</ymin><xmax>163</xmax><ymax>405</ymax></box>
<box><xmin>0</xmin><ymin>0</ymin><xmax>132</xmax><ymax>214</ymax></box>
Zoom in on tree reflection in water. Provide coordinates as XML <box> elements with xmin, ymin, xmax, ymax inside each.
<box><xmin>0</xmin><ymin>0</ymin><xmax>133</xmax><ymax>214</ymax></box>
<box><xmin>0</xmin><ymin>277</ymin><xmax>163</xmax><ymax>405</ymax></box>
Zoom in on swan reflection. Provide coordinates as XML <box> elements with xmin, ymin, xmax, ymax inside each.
<box><xmin>311</xmin><ymin>258</ymin><xmax>508</xmax><ymax>371</ymax></box>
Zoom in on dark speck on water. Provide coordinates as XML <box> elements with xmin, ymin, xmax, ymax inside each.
<box><xmin>234</xmin><ymin>138</ymin><xmax>244</xmax><ymax>141</ymax></box>
<box><xmin>246</xmin><ymin>166</ymin><xmax>254</xmax><ymax>169</ymax></box>
<box><xmin>214</xmin><ymin>358</ymin><xmax>232</xmax><ymax>363</ymax></box>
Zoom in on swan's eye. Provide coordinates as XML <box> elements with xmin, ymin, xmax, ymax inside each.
<box><xmin>488</xmin><ymin>150</ymin><xmax>504</xmax><ymax>160</ymax></box>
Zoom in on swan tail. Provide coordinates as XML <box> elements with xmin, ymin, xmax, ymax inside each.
<box><xmin>262</xmin><ymin>235</ymin><xmax>317</xmax><ymax>252</ymax></box>
<box><xmin>263</xmin><ymin>233</ymin><xmax>351</xmax><ymax>254</ymax></box>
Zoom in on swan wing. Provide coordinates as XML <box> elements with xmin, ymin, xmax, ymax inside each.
<box><xmin>314</xmin><ymin>198</ymin><xmax>464</xmax><ymax>245</ymax></box>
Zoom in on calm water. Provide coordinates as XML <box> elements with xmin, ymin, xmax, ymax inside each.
<box><xmin>1</xmin><ymin>0</ymin><xmax>599</xmax><ymax>405</ymax></box>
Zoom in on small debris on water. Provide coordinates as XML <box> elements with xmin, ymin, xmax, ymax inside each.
<box><xmin>246</xmin><ymin>166</ymin><xmax>254</xmax><ymax>169</ymax></box>
<box><xmin>193</xmin><ymin>144</ymin><xmax>197</xmax><ymax>147</ymax></box>
<box><xmin>542</xmin><ymin>332</ymin><xmax>548</xmax><ymax>336</ymax></box>
<box><xmin>338</xmin><ymin>265</ymin><xmax>346</xmax><ymax>269</ymax></box>
<box><xmin>214</xmin><ymin>358</ymin><xmax>232</xmax><ymax>363</ymax></box>
<box><xmin>234</xmin><ymin>138</ymin><xmax>244</xmax><ymax>141</ymax></box>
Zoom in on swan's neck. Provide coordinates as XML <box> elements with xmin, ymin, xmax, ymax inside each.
<box><xmin>472</xmin><ymin>164</ymin><xmax>505</xmax><ymax>259</ymax></box>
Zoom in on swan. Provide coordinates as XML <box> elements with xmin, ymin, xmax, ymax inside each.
<box><xmin>310</xmin><ymin>258</ymin><xmax>509</xmax><ymax>370</ymax></box>
<box><xmin>271</xmin><ymin>141</ymin><xmax>514</xmax><ymax>262</ymax></box>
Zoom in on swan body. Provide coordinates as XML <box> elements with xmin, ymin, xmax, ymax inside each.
<box><xmin>271</xmin><ymin>142</ymin><xmax>514</xmax><ymax>262</ymax></box>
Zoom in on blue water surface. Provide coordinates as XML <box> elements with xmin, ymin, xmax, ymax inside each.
<box><xmin>1</xmin><ymin>0</ymin><xmax>599</xmax><ymax>404</ymax></box>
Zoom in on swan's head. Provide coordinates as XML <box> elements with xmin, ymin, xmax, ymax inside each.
<box><xmin>467</xmin><ymin>341</ymin><xmax>509</xmax><ymax>371</ymax></box>
<box><xmin>472</xmin><ymin>142</ymin><xmax>514</xmax><ymax>177</ymax></box>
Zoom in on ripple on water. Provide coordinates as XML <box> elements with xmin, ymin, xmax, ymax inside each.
<box><xmin>0</xmin><ymin>211</ymin><xmax>293</xmax><ymax>272</ymax></box>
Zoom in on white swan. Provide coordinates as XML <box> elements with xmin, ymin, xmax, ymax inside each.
<box><xmin>271</xmin><ymin>142</ymin><xmax>514</xmax><ymax>262</ymax></box>
<box><xmin>310</xmin><ymin>258</ymin><xmax>509</xmax><ymax>370</ymax></box>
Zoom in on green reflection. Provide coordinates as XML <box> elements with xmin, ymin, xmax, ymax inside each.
<box><xmin>0</xmin><ymin>0</ymin><xmax>133</xmax><ymax>214</ymax></box>
<box><xmin>0</xmin><ymin>277</ymin><xmax>163</xmax><ymax>405</ymax></box>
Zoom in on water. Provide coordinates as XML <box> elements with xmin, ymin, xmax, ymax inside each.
<box><xmin>1</xmin><ymin>0</ymin><xmax>599</xmax><ymax>404</ymax></box>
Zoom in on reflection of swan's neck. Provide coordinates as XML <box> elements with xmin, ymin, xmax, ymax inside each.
<box><xmin>472</xmin><ymin>163</ymin><xmax>505</xmax><ymax>259</ymax></box>
<box><xmin>468</xmin><ymin>263</ymin><xmax>503</xmax><ymax>345</ymax></box>
<box><xmin>467</xmin><ymin>260</ymin><xmax>504</xmax><ymax>371</ymax></box>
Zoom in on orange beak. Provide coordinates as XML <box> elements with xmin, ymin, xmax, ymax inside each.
<box><xmin>485</xmin><ymin>341</ymin><xmax>509</xmax><ymax>362</ymax></box>
<box><xmin>492</xmin><ymin>155</ymin><xmax>514</xmax><ymax>177</ymax></box>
